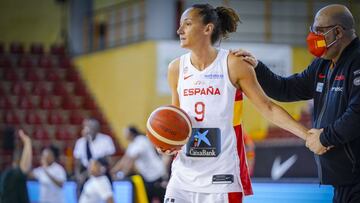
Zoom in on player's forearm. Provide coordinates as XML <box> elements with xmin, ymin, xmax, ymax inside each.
<box><xmin>263</xmin><ymin>102</ymin><xmax>308</xmax><ymax>140</ymax></box>
<box><xmin>20</xmin><ymin>139</ymin><xmax>32</xmax><ymax>173</ymax></box>
<box><xmin>45</xmin><ymin>169</ymin><xmax>64</xmax><ymax>187</ymax></box>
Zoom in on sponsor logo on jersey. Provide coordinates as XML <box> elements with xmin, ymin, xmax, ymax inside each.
<box><xmin>193</xmin><ymin>80</ymin><xmax>205</xmax><ymax>86</ymax></box>
<box><xmin>183</xmin><ymin>86</ymin><xmax>221</xmax><ymax>96</ymax></box>
<box><xmin>165</xmin><ymin>198</ymin><xmax>175</xmax><ymax>203</ymax></box>
<box><xmin>204</xmin><ymin>73</ymin><xmax>224</xmax><ymax>79</ymax></box>
<box><xmin>184</xmin><ymin>74</ymin><xmax>193</xmax><ymax>80</ymax></box>
<box><xmin>335</xmin><ymin>75</ymin><xmax>345</xmax><ymax>81</ymax></box>
<box><xmin>331</xmin><ymin>86</ymin><xmax>343</xmax><ymax>92</ymax></box>
<box><xmin>186</xmin><ymin>128</ymin><xmax>221</xmax><ymax>157</ymax></box>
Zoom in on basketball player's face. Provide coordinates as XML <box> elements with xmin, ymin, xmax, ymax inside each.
<box><xmin>177</xmin><ymin>8</ymin><xmax>208</xmax><ymax>48</ymax></box>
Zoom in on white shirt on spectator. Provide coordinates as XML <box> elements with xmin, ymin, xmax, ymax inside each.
<box><xmin>33</xmin><ymin>162</ymin><xmax>67</xmax><ymax>203</ymax></box>
<box><xmin>73</xmin><ymin>133</ymin><xmax>115</xmax><ymax>167</ymax></box>
<box><xmin>79</xmin><ymin>175</ymin><xmax>113</xmax><ymax>203</ymax></box>
<box><xmin>126</xmin><ymin>135</ymin><xmax>166</xmax><ymax>182</ymax></box>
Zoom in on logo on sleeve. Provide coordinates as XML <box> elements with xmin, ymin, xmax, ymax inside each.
<box><xmin>316</xmin><ymin>82</ymin><xmax>324</xmax><ymax>92</ymax></box>
<box><xmin>354</xmin><ymin>77</ymin><xmax>360</xmax><ymax>86</ymax></box>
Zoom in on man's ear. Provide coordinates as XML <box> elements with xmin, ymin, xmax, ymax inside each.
<box><xmin>336</xmin><ymin>26</ymin><xmax>344</xmax><ymax>39</ymax></box>
<box><xmin>204</xmin><ymin>23</ymin><xmax>214</xmax><ymax>35</ymax></box>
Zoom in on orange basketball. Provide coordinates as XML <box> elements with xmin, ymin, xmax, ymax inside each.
<box><xmin>146</xmin><ymin>105</ymin><xmax>192</xmax><ymax>151</ymax></box>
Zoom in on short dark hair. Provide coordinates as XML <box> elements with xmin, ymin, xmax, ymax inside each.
<box><xmin>128</xmin><ymin>125</ymin><xmax>142</xmax><ymax>137</ymax></box>
<box><xmin>43</xmin><ymin>145</ymin><xmax>60</xmax><ymax>160</ymax></box>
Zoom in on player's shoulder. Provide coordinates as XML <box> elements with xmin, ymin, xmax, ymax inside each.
<box><xmin>168</xmin><ymin>57</ymin><xmax>180</xmax><ymax>71</ymax></box>
<box><xmin>227</xmin><ymin>53</ymin><xmax>253</xmax><ymax>74</ymax></box>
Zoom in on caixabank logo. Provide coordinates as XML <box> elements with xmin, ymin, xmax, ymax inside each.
<box><xmin>186</xmin><ymin>128</ymin><xmax>221</xmax><ymax>157</ymax></box>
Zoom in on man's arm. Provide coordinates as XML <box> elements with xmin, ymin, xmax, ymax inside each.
<box><xmin>255</xmin><ymin>61</ymin><xmax>316</xmax><ymax>102</ymax></box>
<box><xmin>228</xmin><ymin>55</ymin><xmax>309</xmax><ymax>139</ymax></box>
<box><xmin>110</xmin><ymin>155</ymin><xmax>135</xmax><ymax>178</ymax></box>
<box><xmin>232</xmin><ymin>50</ymin><xmax>317</xmax><ymax>101</ymax></box>
<box><xmin>43</xmin><ymin>169</ymin><xmax>64</xmax><ymax>188</ymax></box>
<box><xmin>19</xmin><ymin>130</ymin><xmax>32</xmax><ymax>174</ymax></box>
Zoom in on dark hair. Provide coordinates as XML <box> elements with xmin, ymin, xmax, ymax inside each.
<box><xmin>96</xmin><ymin>157</ymin><xmax>113</xmax><ymax>187</ymax></box>
<box><xmin>128</xmin><ymin>125</ymin><xmax>142</xmax><ymax>137</ymax></box>
<box><xmin>42</xmin><ymin>145</ymin><xmax>60</xmax><ymax>161</ymax></box>
<box><xmin>192</xmin><ymin>4</ymin><xmax>240</xmax><ymax>44</ymax></box>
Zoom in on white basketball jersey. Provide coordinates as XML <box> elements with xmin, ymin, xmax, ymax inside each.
<box><xmin>167</xmin><ymin>49</ymin><xmax>253</xmax><ymax>195</ymax></box>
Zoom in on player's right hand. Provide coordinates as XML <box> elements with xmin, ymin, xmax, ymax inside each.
<box><xmin>18</xmin><ymin>129</ymin><xmax>31</xmax><ymax>144</ymax></box>
<box><xmin>156</xmin><ymin>147</ymin><xmax>178</xmax><ymax>156</ymax></box>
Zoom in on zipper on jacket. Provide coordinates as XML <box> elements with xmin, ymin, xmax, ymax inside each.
<box><xmin>315</xmin><ymin>64</ymin><xmax>334</xmax><ymax>183</ymax></box>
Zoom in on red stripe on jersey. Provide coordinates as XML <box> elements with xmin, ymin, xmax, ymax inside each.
<box><xmin>234</xmin><ymin>124</ymin><xmax>253</xmax><ymax>196</ymax></box>
<box><xmin>235</xmin><ymin>89</ymin><xmax>243</xmax><ymax>101</ymax></box>
<box><xmin>228</xmin><ymin>192</ymin><xmax>243</xmax><ymax>203</ymax></box>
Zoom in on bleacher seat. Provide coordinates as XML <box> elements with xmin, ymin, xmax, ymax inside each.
<box><xmin>18</xmin><ymin>96</ymin><xmax>35</xmax><ymax>109</ymax></box>
<box><xmin>55</xmin><ymin>127</ymin><xmax>73</xmax><ymax>140</ymax></box>
<box><xmin>48</xmin><ymin>111</ymin><xmax>65</xmax><ymax>125</ymax></box>
<box><xmin>83</xmin><ymin>96</ymin><xmax>97</xmax><ymax>110</ymax></box>
<box><xmin>50</xmin><ymin>44</ymin><xmax>65</xmax><ymax>56</ymax></box>
<box><xmin>25</xmin><ymin>111</ymin><xmax>43</xmax><ymax>124</ymax></box>
<box><xmin>38</xmin><ymin>55</ymin><xmax>53</xmax><ymax>68</ymax></box>
<box><xmin>58</xmin><ymin>57</ymin><xmax>73</xmax><ymax>69</ymax></box>
<box><xmin>40</xmin><ymin>97</ymin><xmax>55</xmax><ymax>109</ymax></box>
<box><xmin>53</xmin><ymin>82</ymin><xmax>68</xmax><ymax>96</ymax></box>
<box><xmin>45</xmin><ymin>70</ymin><xmax>61</xmax><ymax>81</ymax></box>
<box><xmin>18</xmin><ymin>56</ymin><xmax>34</xmax><ymax>68</ymax></box>
<box><xmin>0</xmin><ymin>56</ymin><xmax>12</xmax><ymax>68</ymax></box>
<box><xmin>62</xmin><ymin>96</ymin><xmax>82</xmax><ymax>110</ymax></box>
<box><xmin>33</xmin><ymin>127</ymin><xmax>50</xmax><ymax>140</ymax></box>
<box><xmin>10</xmin><ymin>42</ymin><xmax>25</xmax><ymax>54</ymax></box>
<box><xmin>69</xmin><ymin>111</ymin><xmax>84</xmax><ymax>125</ymax></box>
<box><xmin>11</xmin><ymin>82</ymin><xmax>29</xmax><ymax>95</ymax></box>
<box><xmin>4</xmin><ymin>111</ymin><xmax>21</xmax><ymax>124</ymax></box>
<box><xmin>4</xmin><ymin>69</ymin><xmax>19</xmax><ymax>81</ymax></box>
<box><xmin>32</xmin><ymin>82</ymin><xmax>51</xmax><ymax>96</ymax></box>
<box><xmin>74</xmin><ymin>83</ymin><xmax>87</xmax><ymax>96</ymax></box>
<box><xmin>0</xmin><ymin>96</ymin><xmax>13</xmax><ymax>109</ymax></box>
<box><xmin>25</xmin><ymin>69</ymin><xmax>42</xmax><ymax>81</ymax></box>
<box><xmin>30</xmin><ymin>43</ymin><xmax>44</xmax><ymax>55</ymax></box>
<box><xmin>66</xmin><ymin>70</ymin><xmax>80</xmax><ymax>82</ymax></box>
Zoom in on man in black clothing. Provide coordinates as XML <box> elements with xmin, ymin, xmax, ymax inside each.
<box><xmin>235</xmin><ymin>4</ymin><xmax>360</xmax><ymax>203</ymax></box>
<box><xmin>0</xmin><ymin>130</ymin><xmax>32</xmax><ymax>203</ymax></box>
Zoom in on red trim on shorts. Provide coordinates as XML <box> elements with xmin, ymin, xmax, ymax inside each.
<box><xmin>228</xmin><ymin>192</ymin><xmax>243</xmax><ymax>203</ymax></box>
<box><xmin>234</xmin><ymin>124</ymin><xmax>253</xmax><ymax>195</ymax></box>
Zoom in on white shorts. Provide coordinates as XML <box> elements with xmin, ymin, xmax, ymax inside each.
<box><xmin>164</xmin><ymin>187</ymin><xmax>243</xmax><ymax>203</ymax></box>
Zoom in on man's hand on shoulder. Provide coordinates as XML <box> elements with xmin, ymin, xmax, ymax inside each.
<box><xmin>230</xmin><ymin>49</ymin><xmax>258</xmax><ymax>67</ymax></box>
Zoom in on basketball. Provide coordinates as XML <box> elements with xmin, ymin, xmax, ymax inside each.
<box><xmin>146</xmin><ymin>105</ymin><xmax>192</xmax><ymax>151</ymax></box>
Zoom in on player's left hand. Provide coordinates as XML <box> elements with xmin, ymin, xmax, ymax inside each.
<box><xmin>230</xmin><ymin>49</ymin><xmax>258</xmax><ymax>67</ymax></box>
<box><xmin>306</xmin><ymin>128</ymin><xmax>329</xmax><ymax>155</ymax></box>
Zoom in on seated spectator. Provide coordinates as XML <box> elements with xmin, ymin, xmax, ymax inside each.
<box><xmin>73</xmin><ymin>118</ymin><xmax>115</xmax><ymax>196</ymax></box>
<box><xmin>0</xmin><ymin>130</ymin><xmax>32</xmax><ymax>203</ymax></box>
<box><xmin>111</xmin><ymin>126</ymin><xmax>167</xmax><ymax>202</ymax></box>
<box><xmin>30</xmin><ymin>145</ymin><xmax>67</xmax><ymax>203</ymax></box>
<box><xmin>79</xmin><ymin>158</ymin><xmax>114</xmax><ymax>203</ymax></box>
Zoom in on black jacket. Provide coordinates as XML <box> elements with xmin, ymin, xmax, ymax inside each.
<box><xmin>255</xmin><ymin>38</ymin><xmax>360</xmax><ymax>186</ymax></box>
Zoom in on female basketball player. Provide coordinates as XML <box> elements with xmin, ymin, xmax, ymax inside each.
<box><xmin>164</xmin><ymin>4</ymin><xmax>309</xmax><ymax>203</ymax></box>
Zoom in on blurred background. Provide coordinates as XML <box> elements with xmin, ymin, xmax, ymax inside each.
<box><xmin>0</xmin><ymin>0</ymin><xmax>359</xmax><ymax>202</ymax></box>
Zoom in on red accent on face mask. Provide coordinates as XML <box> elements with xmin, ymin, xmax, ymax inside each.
<box><xmin>306</xmin><ymin>32</ymin><xmax>327</xmax><ymax>57</ymax></box>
